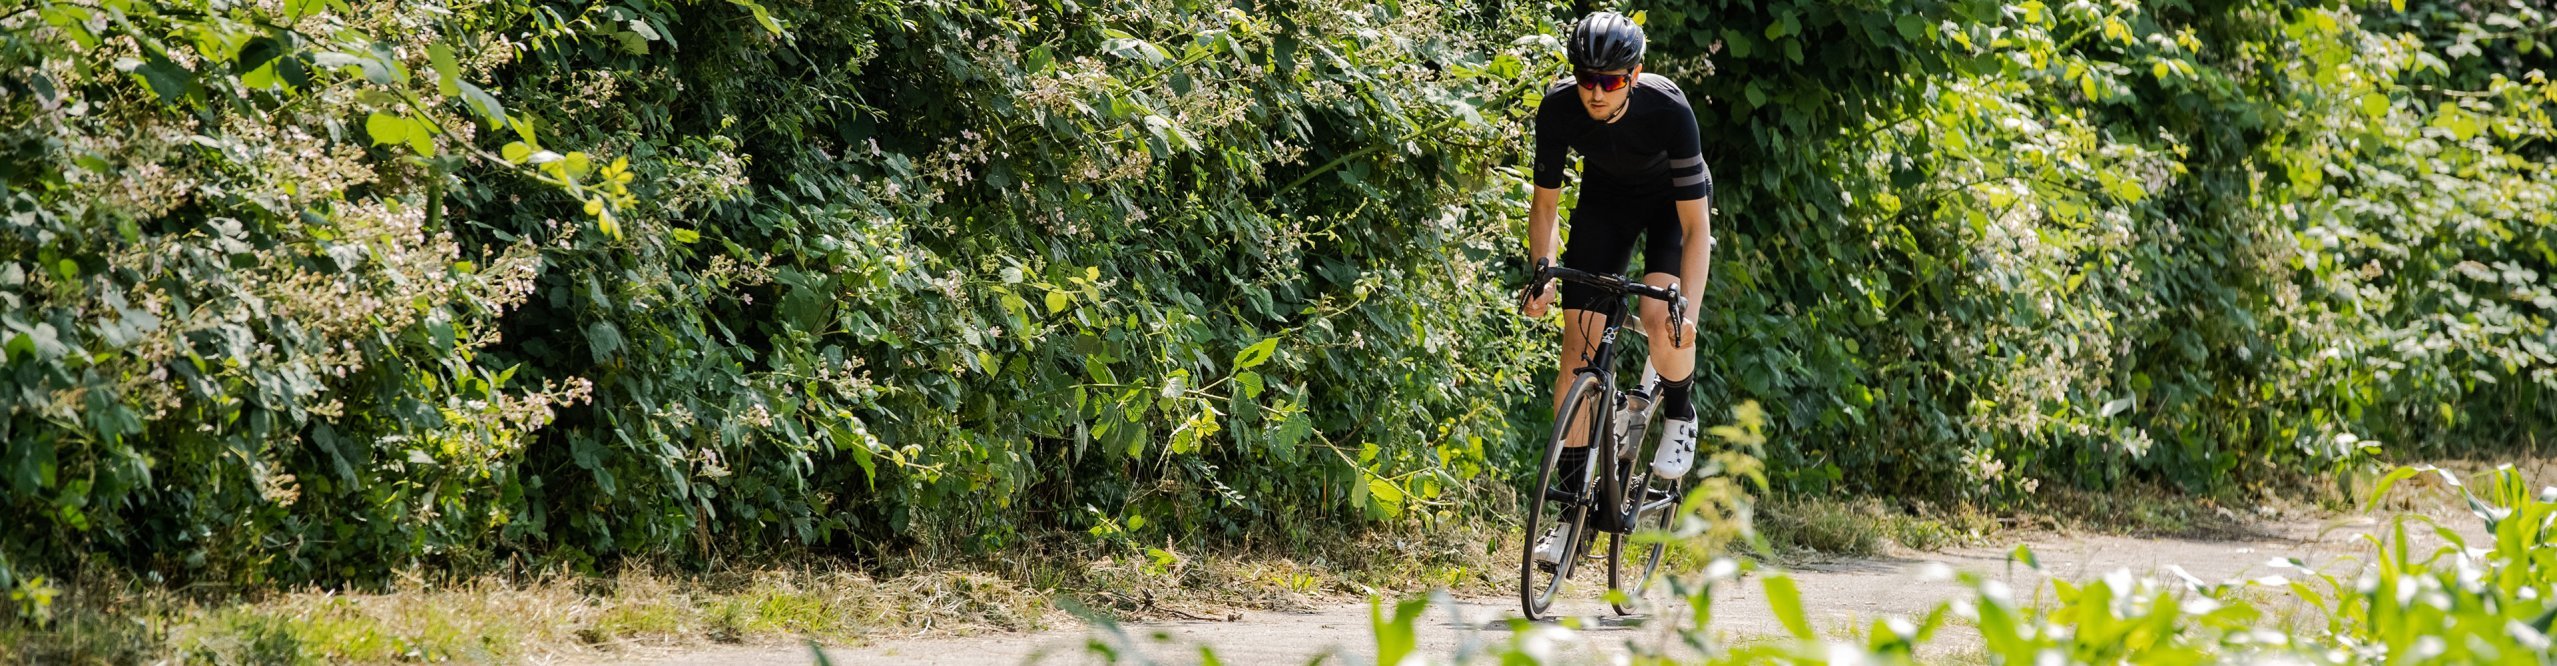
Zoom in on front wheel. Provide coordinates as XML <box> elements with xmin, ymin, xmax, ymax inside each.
<box><xmin>1521</xmin><ymin>373</ymin><xmax>1607</xmax><ymax>621</ymax></box>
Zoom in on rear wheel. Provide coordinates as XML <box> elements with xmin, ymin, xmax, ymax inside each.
<box><xmin>1521</xmin><ymin>373</ymin><xmax>1606</xmax><ymax>621</ymax></box>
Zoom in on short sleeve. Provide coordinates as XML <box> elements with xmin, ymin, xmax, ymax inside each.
<box><xmin>1662</xmin><ymin>99</ymin><xmax>1711</xmax><ymax>201</ymax></box>
<box><xmin>1531</xmin><ymin>87</ymin><xmax>1576</xmax><ymax>190</ymax></box>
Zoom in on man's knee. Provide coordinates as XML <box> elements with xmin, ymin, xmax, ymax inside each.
<box><xmin>1638</xmin><ymin>302</ymin><xmax>1671</xmax><ymax>333</ymax></box>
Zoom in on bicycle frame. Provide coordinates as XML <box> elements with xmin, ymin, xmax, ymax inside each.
<box><xmin>1539</xmin><ymin>264</ymin><xmax>1685</xmax><ymax>533</ymax></box>
<box><xmin>1564</xmin><ymin>310</ymin><xmax>1683</xmax><ymax>533</ymax></box>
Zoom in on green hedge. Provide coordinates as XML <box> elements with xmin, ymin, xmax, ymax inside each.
<box><xmin>1</xmin><ymin>0</ymin><xmax>2550</xmax><ymax>606</ymax></box>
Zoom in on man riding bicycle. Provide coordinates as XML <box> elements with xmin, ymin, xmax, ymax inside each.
<box><xmin>1519</xmin><ymin>11</ymin><xmax>1714</xmax><ymax>566</ymax></box>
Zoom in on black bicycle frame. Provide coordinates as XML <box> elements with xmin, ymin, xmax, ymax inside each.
<box><xmin>1535</xmin><ymin>264</ymin><xmax>1684</xmax><ymax>534</ymax></box>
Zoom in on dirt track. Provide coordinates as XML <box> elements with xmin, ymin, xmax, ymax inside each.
<box><xmin>564</xmin><ymin>514</ymin><xmax>2400</xmax><ymax>665</ymax></box>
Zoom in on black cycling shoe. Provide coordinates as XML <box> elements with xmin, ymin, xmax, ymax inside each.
<box><xmin>1543</xmin><ymin>485</ymin><xmax>1585</xmax><ymax>504</ymax></box>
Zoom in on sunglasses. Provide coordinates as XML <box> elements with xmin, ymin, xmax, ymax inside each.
<box><xmin>1574</xmin><ymin>70</ymin><xmax>1634</xmax><ymax>92</ymax></box>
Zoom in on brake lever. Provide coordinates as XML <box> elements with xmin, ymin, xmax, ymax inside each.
<box><xmin>1667</xmin><ymin>286</ymin><xmax>1688</xmax><ymax>348</ymax></box>
<box><xmin>1520</xmin><ymin>258</ymin><xmax>1552</xmax><ymax>311</ymax></box>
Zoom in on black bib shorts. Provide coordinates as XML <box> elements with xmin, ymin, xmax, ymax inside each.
<box><xmin>1558</xmin><ymin>193</ymin><xmax>1683</xmax><ymax>313</ymax></box>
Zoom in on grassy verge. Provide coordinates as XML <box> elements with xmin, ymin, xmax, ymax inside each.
<box><xmin>1755</xmin><ymin>497</ymin><xmax>1994</xmax><ymax>557</ymax></box>
<box><xmin>0</xmin><ymin>515</ymin><xmax>1523</xmax><ymax>664</ymax></box>
<box><xmin>22</xmin><ymin>458</ymin><xmax>2527</xmax><ymax>664</ymax></box>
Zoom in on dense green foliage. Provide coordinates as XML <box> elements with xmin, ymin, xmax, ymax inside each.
<box><xmin>1</xmin><ymin>0</ymin><xmax>2551</xmax><ymax>617</ymax></box>
<box><xmin>2</xmin><ymin>0</ymin><xmax>1561</xmax><ymax>599</ymax></box>
<box><xmin>1639</xmin><ymin>0</ymin><xmax>2556</xmax><ymax>499</ymax></box>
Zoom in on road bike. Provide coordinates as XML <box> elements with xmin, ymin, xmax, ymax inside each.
<box><xmin>1517</xmin><ymin>260</ymin><xmax>1688</xmax><ymax>620</ymax></box>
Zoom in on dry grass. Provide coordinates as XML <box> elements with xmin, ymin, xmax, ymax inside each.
<box><xmin>1757</xmin><ymin>497</ymin><xmax>1997</xmax><ymax>557</ymax></box>
<box><xmin>0</xmin><ymin>515</ymin><xmax>1524</xmax><ymax>664</ymax></box>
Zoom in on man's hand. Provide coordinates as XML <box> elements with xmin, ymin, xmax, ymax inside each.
<box><xmin>1521</xmin><ymin>278</ymin><xmax>1558</xmax><ymax>318</ymax></box>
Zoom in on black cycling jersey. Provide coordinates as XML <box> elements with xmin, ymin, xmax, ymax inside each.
<box><xmin>1531</xmin><ymin>73</ymin><xmax>1712</xmax><ymax>202</ymax></box>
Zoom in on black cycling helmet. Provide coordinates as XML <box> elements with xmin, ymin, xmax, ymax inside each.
<box><xmin>1568</xmin><ymin>11</ymin><xmax>1645</xmax><ymax>72</ymax></box>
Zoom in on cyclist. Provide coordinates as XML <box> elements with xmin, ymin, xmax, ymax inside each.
<box><xmin>1519</xmin><ymin>11</ymin><xmax>1714</xmax><ymax>566</ymax></box>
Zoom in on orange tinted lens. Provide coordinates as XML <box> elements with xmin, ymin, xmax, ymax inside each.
<box><xmin>1575</xmin><ymin>72</ymin><xmax>1631</xmax><ymax>91</ymax></box>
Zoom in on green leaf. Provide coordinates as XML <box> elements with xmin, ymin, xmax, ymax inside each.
<box><xmin>1764</xmin><ymin>574</ymin><xmax>1815</xmax><ymax>639</ymax></box>
<box><xmin>365</xmin><ymin>112</ymin><xmax>410</xmax><ymax>148</ymax></box>
<box><xmin>1234</xmin><ymin>371</ymin><xmax>1263</xmax><ymax>399</ymax></box>
<box><xmin>1233</xmin><ymin>336</ymin><xmax>1279</xmax><ymax>370</ymax></box>
<box><xmin>429</xmin><ymin>43</ymin><xmax>460</xmax><ymax>97</ymax></box>
<box><xmin>835</xmin><ymin>424</ymin><xmax>877</xmax><ymax>488</ymax></box>
<box><xmin>457</xmin><ymin>81</ymin><xmax>507</xmax><ymax>126</ymax></box>
<box><xmin>1895</xmin><ymin>14</ymin><xmax>1927</xmax><ymax>42</ymax></box>
<box><xmin>2011</xmin><ymin>544</ymin><xmax>2041</xmax><ymax>570</ymax></box>
<box><xmin>133</xmin><ymin>55</ymin><xmax>197</xmax><ymax>105</ymax></box>
<box><xmin>2365</xmin><ymin>465</ymin><xmax>2424</xmax><ymax>511</ymax></box>
<box><xmin>1369</xmin><ymin>595</ymin><xmax>1429</xmax><ymax>665</ymax></box>
<box><xmin>727</xmin><ymin>0</ymin><xmax>785</xmax><ymax>35</ymax></box>
<box><xmin>2099</xmin><ymin>397</ymin><xmax>2134</xmax><ymax>418</ymax></box>
<box><xmin>406</xmin><ymin>117</ymin><xmax>436</xmax><ymax>157</ymax></box>
<box><xmin>1025</xmin><ymin>45</ymin><xmax>1053</xmax><ymax>73</ymax></box>
<box><xmin>1366</xmin><ymin>477</ymin><xmax>1403</xmax><ymax>508</ymax></box>
<box><xmin>1268</xmin><ymin>403</ymin><xmax>1310</xmax><ymax>463</ymax></box>
<box><xmin>585</xmin><ymin>321</ymin><xmax>625</xmax><ymax>361</ymax></box>
<box><xmin>240</xmin><ymin>59</ymin><xmax>283</xmax><ymax>91</ymax></box>
<box><xmin>1045</xmin><ymin>290</ymin><xmax>1070</xmax><ymax>314</ymax></box>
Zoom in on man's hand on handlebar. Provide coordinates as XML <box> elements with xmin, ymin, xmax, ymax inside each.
<box><xmin>1520</xmin><ymin>259</ymin><xmax>1558</xmax><ymax>318</ymax></box>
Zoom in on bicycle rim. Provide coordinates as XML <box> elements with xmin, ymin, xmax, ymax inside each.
<box><xmin>1521</xmin><ymin>373</ymin><xmax>1605</xmax><ymax>620</ymax></box>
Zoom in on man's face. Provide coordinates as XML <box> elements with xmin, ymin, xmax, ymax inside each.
<box><xmin>1576</xmin><ymin>65</ymin><xmax>1639</xmax><ymax>121</ymax></box>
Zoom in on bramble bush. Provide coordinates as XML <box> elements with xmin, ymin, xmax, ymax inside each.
<box><xmin>1638</xmin><ymin>0</ymin><xmax>2555</xmax><ymax>499</ymax></box>
<box><xmin>1</xmin><ymin>0</ymin><xmax>1566</xmax><ymax>600</ymax></box>
<box><xmin>1</xmin><ymin>0</ymin><xmax>2551</xmax><ymax>622</ymax></box>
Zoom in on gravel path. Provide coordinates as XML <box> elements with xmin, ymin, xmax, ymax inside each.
<box><xmin>562</xmin><ymin>515</ymin><xmax>2398</xmax><ymax>665</ymax></box>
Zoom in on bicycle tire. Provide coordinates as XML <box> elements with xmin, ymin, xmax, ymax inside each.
<box><xmin>1521</xmin><ymin>373</ymin><xmax>1607</xmax><ymax>621</ymax></box>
